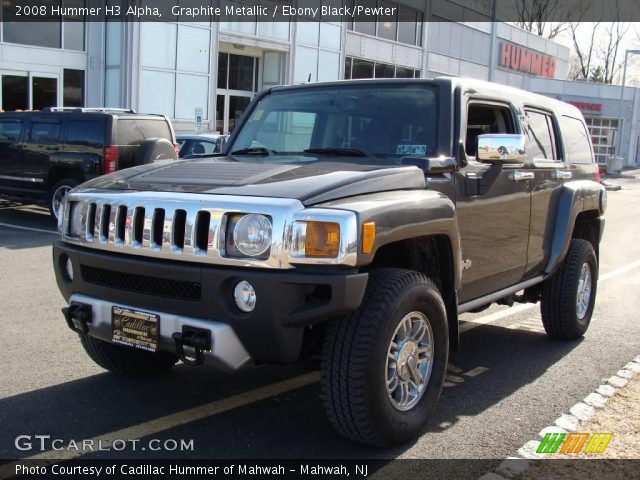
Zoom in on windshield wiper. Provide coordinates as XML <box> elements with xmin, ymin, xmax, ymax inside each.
<box><xmin>230</xmin><ymin>147</ymin><xmax>276</xmax><ymax>156</ymax></box>
<box><xmin>303</xmin><ymin>147</ymin><xmax>368</xmax><ymax>157</ymax></box>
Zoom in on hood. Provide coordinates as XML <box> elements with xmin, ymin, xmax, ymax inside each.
<box><xmin>80</xmin><ymin>157</ymin><xmax>426</xmax><ymax>205</ymax></box>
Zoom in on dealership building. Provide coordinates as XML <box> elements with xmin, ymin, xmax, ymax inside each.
<box><xmin>1</xmin><ymin>0</ymin><xmax>638</xmax><ymax>167</ymax></box>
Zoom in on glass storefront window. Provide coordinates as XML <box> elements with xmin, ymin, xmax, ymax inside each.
<box><xmin>2</xmin><ymin>75</ymin><xmax>28</xmax><ymax>111</ymax></box>
<box><xmin>375</xmin><ymin>63</ymin><xmax>395</xmax><ymax>78</ymax></box>
<box><xmin>218</xmin><ymin>53</ymin><xmax>229</xmax><ymax>89</ymax></box>
<box><xmin>396</xmin><ymin>67</ymin><xmax>414</xmax><ymax>78</ymax></box>
<box><xmin>398</xmin><ymin>7</ymin><xmax>418</xmax><ymax>45</ymax></box>
<box><xmin>228</xmin><ymin>55</ymin><xmax>255</xmax><ymax>91</ymax></box>
<box><xmin>376</xmin><ymin>2</ymin><xmax>397</xmax><ymax>41</ymax></box>
<box><xmin>347</xmin><ymin>0</ymin><xmax>423</xmax><ymax>46</ymax></box>
<box><xmin>345</xmin><ymin>57</ymin><xmax>420</xmax><ymax>80</ymax></box>
<box><xmin>352</xmin><ymin>59</ymin><xmax>374</xmax><ymax>79</ymax></box>
<box><xmin>63</xmin><ymin>69</ymin><xmax>84</xmax><ymax>107</ymax></box>
<box><xmin>2</xmin><ymin>1</ymin><xmax>87</xmax><ymax>50</ymax></box>
<box><xmin>32</xmin><ymin>77</ymin><xmax>58</xmax><ymax>110</ymax></box>
<box><xmin>64</xmin><ymin>0</ymin><xmax>85</xmax><ymax>51</ymax></box>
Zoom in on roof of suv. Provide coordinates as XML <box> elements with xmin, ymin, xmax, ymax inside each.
<box><xmin>0</xmin><ymin>108</ymin><xmax>168</xmax><ymax>119</ymax></box>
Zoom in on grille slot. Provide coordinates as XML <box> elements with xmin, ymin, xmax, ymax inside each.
<box><xmin>195</xmin><ymin>211</ymin><xmax>211</xmax><ymax>253</ymax></box>
<box><xmin>86</xmin><ymin>203</ymin><xmax>96</xmax><ymax>240</ymax></box>
<box><xmin>172</xmin><ymin>209</ymin><xmax>187</xmax><ymax>251</ymax></box>
<box><xmin>133</xmin><ymin>207</ymin><xmax>145</xmax><ymax>245</ymax></box>
<box><xmin>115</xmin><ymin>205</ymin><xmax>127</xmax><ymax>244</ymax></box>
<box><xmin>100</xmin><ymin>204</ymin><xmax>111</xmax><ymax>242</ymax></box>
<box><xmin>81</xmin><ymin>265</ymin><xmax>201</xmax><ymax>301</ymax></box>
<box><xmin>152</xmin><ymin>208</ymin><xmax>165</xmax><ymax>248</ymax></box>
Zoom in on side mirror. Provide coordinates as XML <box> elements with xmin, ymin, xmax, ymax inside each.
<box><xmin>476</xmin><ymin>134</ymin><xmax>526</xmax><ymax>165</ymax></box>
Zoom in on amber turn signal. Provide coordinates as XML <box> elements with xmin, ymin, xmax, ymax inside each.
<box><xmin>361</xmin><ymin>222</ymin><xmax>375</xmax><ymax>254</ymax></box>
<box><xmin>305</xmin><ymin>222</ymin><xmax>340</xmax><ymax>257</ymax></box>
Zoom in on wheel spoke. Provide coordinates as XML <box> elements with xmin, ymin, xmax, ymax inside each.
<box><xmin>407</xmin><ymin>357</ymin><xmax>423</xmax><ymax>384</ymax></box>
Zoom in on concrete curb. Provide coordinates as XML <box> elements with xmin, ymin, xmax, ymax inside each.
<box><xmin>478</xmin><ymin>355</ymin><xmax>640</xmax><ymax>480</ymax></box>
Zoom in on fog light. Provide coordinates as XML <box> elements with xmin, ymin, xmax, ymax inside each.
<box><xmin>234</xmin><ymin>280</ymin><xmax>256</xmax><ymax>312</ymax></box>
<box><xmin>65</xmin><ymin>257</ymin><xmax>74</xmax><ymax>282</ymax></box>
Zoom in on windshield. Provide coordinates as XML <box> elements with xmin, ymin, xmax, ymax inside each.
<box><xmin>230</xmin><ymin>83</ymin><xmax>439</xmax><ymax>164</ymax></box>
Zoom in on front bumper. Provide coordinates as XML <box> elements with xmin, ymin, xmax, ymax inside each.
<box><xmin>53</xmin><ymin>241</ymin><xmax>368</xmax><ymax>366</ymax></box>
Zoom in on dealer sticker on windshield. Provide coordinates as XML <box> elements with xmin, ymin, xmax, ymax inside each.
<box><xmin>396</xmin><ymin>144</ymin><xmax>427</xmax><ymax>155</ymax></box>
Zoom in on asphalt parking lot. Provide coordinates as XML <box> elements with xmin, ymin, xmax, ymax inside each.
<box><xmin>1</xmin><ymin>176</ymin><xmax>639</xmax><ymax>476</ymax></box>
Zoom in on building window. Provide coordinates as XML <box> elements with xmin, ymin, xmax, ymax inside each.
<box><xmin>63</xmin><ymin>69</ymin><xmax>84</xmax><ymax>107</ymax></box>
<box><xmin>32</xmin><ymin>77</ymin><xmax>58</xmax><ymax>110</ymax></box>
<box><xmin>2</xmin><ymin>0</ymin><xmax>86</xmax><ymax>50</ymax></box>
<box><xmin>1</xmin><ymin>75</ymin><xmax>28</xmax><ymax>111</ymax></box>
<box><xmin>347</xmin><ymin>0</ymin><xmax>423</xmax><ymax>47</ymax></box>
<box><xmin>585</xmin><ymin>117</ymin><xmax>618</xmax><ymax>164</ymax></box>
<box><xmin>138</xmin><ymin>21</ymin><xmax>211</xmax><ymax>119</ymax></box>
<box><xmin>345</xmin><ymin>57</ymin><xmax>420</xmax><ymax>80</ymax></box>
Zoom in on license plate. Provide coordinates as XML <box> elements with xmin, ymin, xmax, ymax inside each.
<box><xmin>112</xmin><ymin>306</ymin><xmax>159</xmax><ymax>352</ymax></box>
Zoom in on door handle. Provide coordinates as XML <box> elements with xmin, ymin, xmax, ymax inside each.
<box><xmin>509</xmin><ymin>171</ymin><xmax>534</xmax><ymax>181</ymax></box>
<box><xmin>552</xmin><ymin>170</ymin><xmax>572</xmax><ymax>180</ymax></box>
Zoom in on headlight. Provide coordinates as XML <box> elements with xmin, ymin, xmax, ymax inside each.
<box><xmin>68</xmin><ymin>202</ymin><xmax>85</xmax><ymax>238</ymax></box>
<box><xmin>227</xmin><ymin>213</ymin><xmax>272</xmax><ymax>257</ymax></box>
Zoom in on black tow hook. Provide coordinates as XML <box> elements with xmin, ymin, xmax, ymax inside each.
<box><xmin>62</xmin><ymin>303</ymin><xmax>93</xmax><ymax>334</ymax></box>
<box><xmin>172</xmin><ymin>327</ymin><xmax>212</xmax><ymax>366</ymax></box>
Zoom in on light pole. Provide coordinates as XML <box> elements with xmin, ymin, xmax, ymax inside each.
<box><xmin>616</xmin><ymin>49</ymin><xmax>640</xmax><ymax>158</ymax></box>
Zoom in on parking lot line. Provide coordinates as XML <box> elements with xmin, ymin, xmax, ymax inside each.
<box><xmin>0</xmin><ymin>222</ymin><xmax>56</xmax><ymax>235</ymax></box>
<box><xmin>18</xmin><ymin>371</ymin><xmax>320</xmax><ymax>461</ymax></box>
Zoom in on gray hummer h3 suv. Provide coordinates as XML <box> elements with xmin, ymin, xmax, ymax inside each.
<box><xmin>53</xmin><ymin>78</ymin><xmax>606</xmax><ymax>447</ymax></box>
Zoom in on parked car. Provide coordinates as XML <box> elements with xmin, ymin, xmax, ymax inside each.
<box><xmin>54</xmin><ymin>78</ymin><xmax>605</xmax><ymax>447</ymax></box>
<box><xmin>177</xmin><ymin>134</ymin><xmax>228</xmax><ymax>158</ymax></box>
<box><xmin>0</xmin><ymin>108</ymin><xmax>177</xmax><ymax>220</ymax></box>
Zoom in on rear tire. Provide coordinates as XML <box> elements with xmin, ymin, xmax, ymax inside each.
<box><xmin>80</xmin><ymin>334</ymin><xmax>178</xmax><ymax>376</ymax></box>
<box><xmin>321</xmin><ymin>268</ymin><xmax>448</xmax><ymax>447</ymax></box>
<box><xmin>541</xmin><ymin>239</ymin><xmax>598</xmax><ymax>340</ymax></box>
<box><xmin>49</xmin><ymin>179</ymin><xmax>78</xmax><ymax>221</ymax></box>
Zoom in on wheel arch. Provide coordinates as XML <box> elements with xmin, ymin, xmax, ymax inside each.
<box><xmin>545</xmin><ymin>181</ymin><xmax>605</xmax><ymax>275</ymax></box>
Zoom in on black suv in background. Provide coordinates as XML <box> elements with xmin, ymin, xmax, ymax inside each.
<box><xmin>0</xmin><ymin>108</ymin><xmax>177</xmax><ymax>220</ymax></box>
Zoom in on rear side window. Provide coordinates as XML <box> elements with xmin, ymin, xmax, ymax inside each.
<box><xmin>65</xmin><ymin>120</ymin><xmax>104</xmax><ymax>148</ymax></box>
<box><xmin>560</xmin><ymin>115</ymin><xmax>594</xmax><ymax>165</ymax></box>
<box><xmin>0</xmin><ymin>120</ymin><xmax>22</xmax><ymax>141</ymax></box>
<box><xmin>116</xmin><ymin>119</ymin><xmax>172</xmax><ymax>145</ymax></box>
<box><xmin>525</xmin><ymin>110</ymin><xmax>559</xmax><ymax>161</ymax></box>
<box><xmin>28</xmin><ymin>122</ymin><xmax>61</xmax><ymax>144</ymax></box>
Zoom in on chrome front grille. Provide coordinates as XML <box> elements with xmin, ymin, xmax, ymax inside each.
<box><xmin>60</xmin><ymin>190</ymin><xmax>359</xmax><ymax>269</ymax></box>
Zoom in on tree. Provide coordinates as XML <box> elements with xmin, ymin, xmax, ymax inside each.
<box><xmin>512</xmin><ymin>0</ymin><xmax>569</xmax><ymax>39</ymax></box>
<box><xmin>564</xmin><ymin>0</ymin><xmax>631</xmax><ymax>85</ymax></box>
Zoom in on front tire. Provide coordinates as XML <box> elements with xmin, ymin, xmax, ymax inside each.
<box><xmin>541</xmin><ymin>239</ymin><xmax>598</xmax><ymax>340</ymax></box>
<box><xmin>321</xmin><ymin>268</ymin><xmax>448</xmax><ymax>447</ymax></box>
<box><xmin>80</xmin><ymin>334</ymin><xmax>178</xmax><ymax>376</ymax></box>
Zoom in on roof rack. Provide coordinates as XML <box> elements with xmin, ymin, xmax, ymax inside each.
<box><xmin>42</xmin><ymin>107</ymin><xmax>137</xmax><ymax>113</ymax></box>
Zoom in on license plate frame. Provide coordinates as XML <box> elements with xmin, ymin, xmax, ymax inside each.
<box><xmin>112</xmin><ymin>306</ymin><xmax>160</xmax><ymax>352</ymax></box>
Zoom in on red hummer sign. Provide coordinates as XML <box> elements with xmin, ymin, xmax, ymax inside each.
<box><xmin>500</xmin><ymin>42</ymin><xmax>556</xmax><ymax>78</ymax></box>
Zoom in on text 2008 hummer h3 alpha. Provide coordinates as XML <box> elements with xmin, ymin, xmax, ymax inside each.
<box><xmin>54</xmin><ymin>78</ymin><xmax>605</xmax><ymax>447</ymax></box>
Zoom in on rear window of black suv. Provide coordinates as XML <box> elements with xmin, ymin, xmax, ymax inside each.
<box><xmin>116</xmin><ymin>118</ymin><xmax>172</xmax><ymax>145</ymax></box>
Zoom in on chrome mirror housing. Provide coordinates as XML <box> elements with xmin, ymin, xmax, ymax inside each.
<box><xmin>476</xmin><ymin>134</ymin><xmax>526</xmax><ymax>165</ymax></box>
